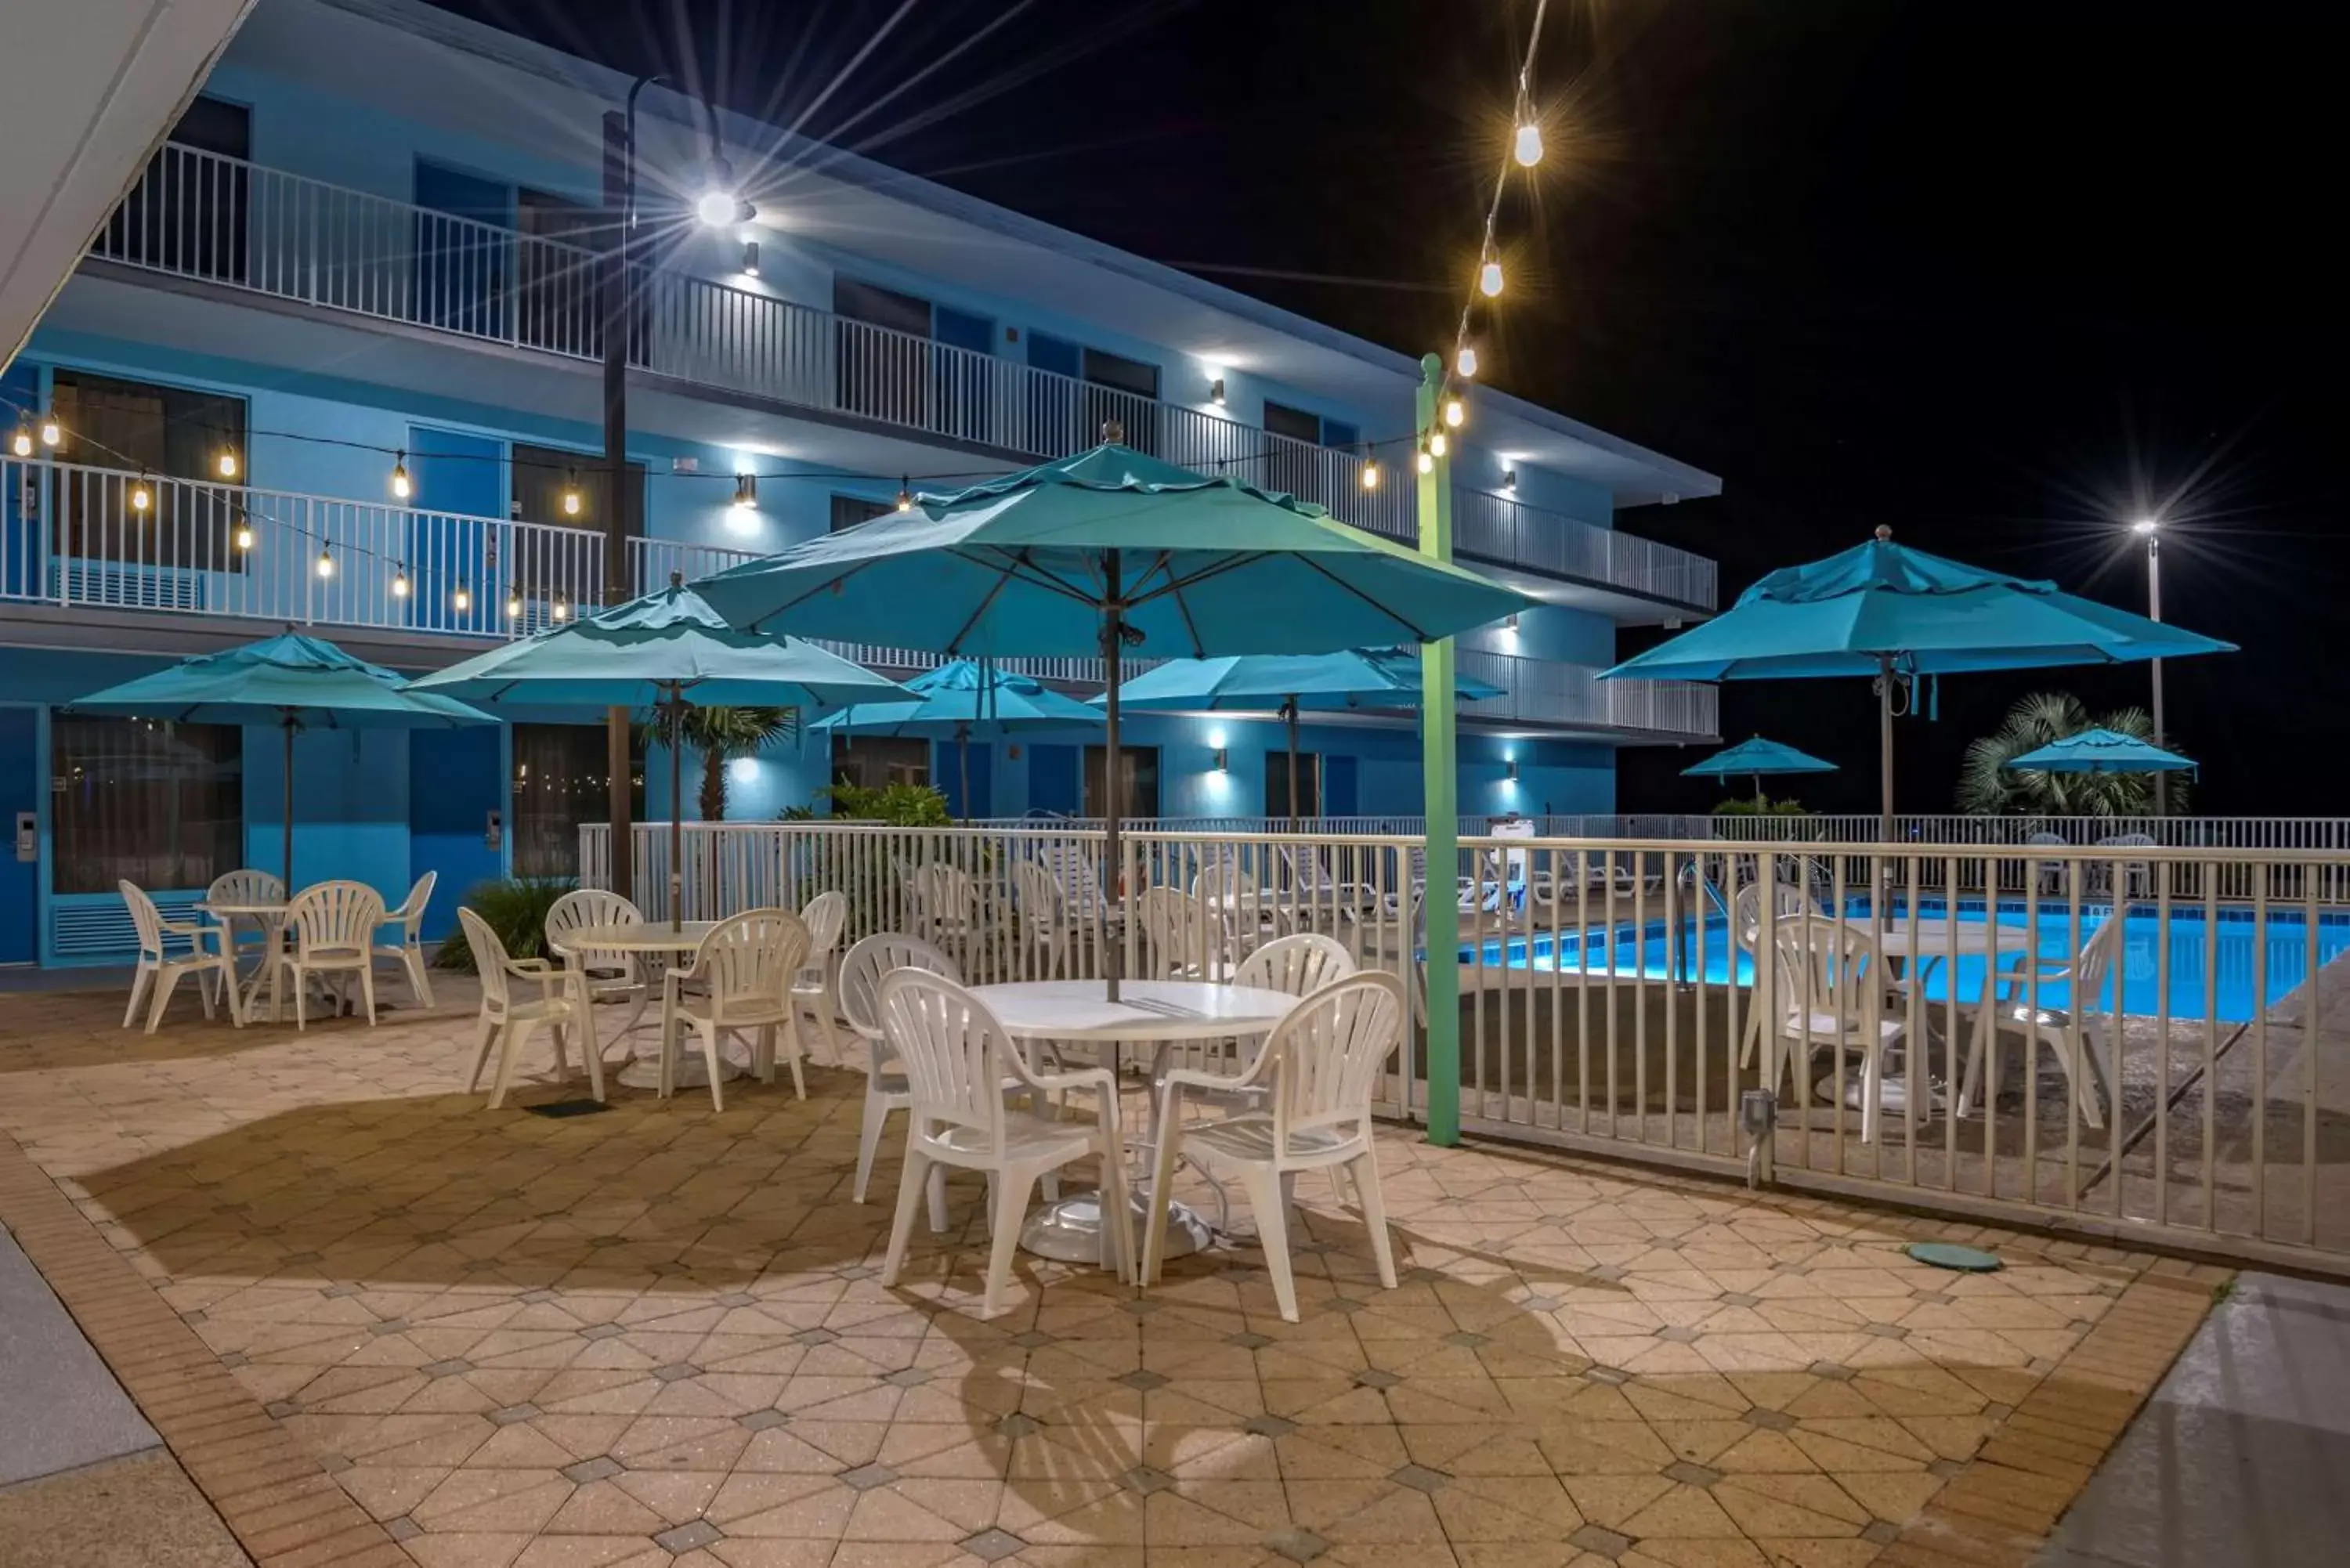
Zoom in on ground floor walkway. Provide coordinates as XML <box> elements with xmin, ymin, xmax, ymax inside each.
<box><xmin>0</xmin><ymin>978</ymin><xmax>2229</xmax><ymax>1567</ymax></box>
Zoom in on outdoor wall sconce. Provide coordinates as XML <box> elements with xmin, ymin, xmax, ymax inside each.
<box><xmin>1212</xmin><ymin>747</ymin><xmax>1229</xmax><ymax>772</ymax></box>
<box><xmin>1209</xmin><ymin>377</ymin><xmax>1227</xmax><ymax>407</ymax></box>
<box><xmin>1502</xmin><ymin>468</ymin><xmax>1518</xmax><ymax>494</ymax></box>
<box><xmin>732</xmin><ymin>473</ymin><xmax>757</xmax><ymax>510</ymax></box>
<box><xmin>1503</xmin><ymin>612</ymin><xmax>1520</xmax><ymax>634</ymax></box>
<box><xmin>740</xmin><ymin>240</ymin><xmax>759</xmax><ymax>277</ymax></box>
<box><xmin>1506</xmin><ymin>760</ymin><xmax>1519</xmax><ymax>782</ymax></box>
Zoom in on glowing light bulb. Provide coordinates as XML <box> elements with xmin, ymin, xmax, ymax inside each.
<box><xmin>896</xmin><ymin>479</ymin><xmax>913</xmax><ymax>512</ymax></box>
<box><xmin>316</xmin><ymin>546</ymin><xmax>334</xmax><ymax>579</ymax></box>
<box><xmin>453</xmin><ymin>582</ymin><xmax>472</xmax><ymax>612</ymax></box>
<box><xmin>38</xmin><ymin>414</ymin><xmax>60</xmax><ymax>447</ymax></box>
<box><xmin>1416</xmin><ymin>446</ymin><xmax>1435</xmax><ymax>476</ymax></box>
<box><xmin>507</xmin><ymin>590</ymin><xmax>523</xmax><ymax>619</ymax></box>
<box><xmin>1359</xmin><ymin>460</ymin><xmax>1380</xmax><ymax>490</ymax></box>
<box><xmin>1513</xmin><ymin>121</ymin><xmax>1544</xmax><ymax>168</ymax></box>
<box><xmin>233</xmin><ymin>520</ymin><xmax>254</xmax><ymax>551</ymax></box>
<box><xmin>561</xmin><ymin>475</ymin><xmax>582</xmax><ymax>517</ymax></box>
<box><xmin>1444</xmin><ymin>397</ymin><xmax>1466</xmax><ymax>429</ymax></box>
<box><xmin>1455</xmin><ymin>345</ymin><xmax>1478</xmax><ymax>379</ymax></box>
<box><xmin>131</xmin><ymin>477</ymin><xmax>152</xmax><ymax>512</ymax></box>
<box><xmin>217</xmin><ymin>449</ymin><xmax>238</xmax><ymax>479</ymax></box>
<box><xmin>10</xmin><ymin>423</ymin><xmax>31</xmax><ymax>457</ymax></box>
<box><xmin>1479</xmin><ymin>261</ymin><xmax>1504</xmax><ymax>298</ymax></box>
<box><xmin>696</xmin><ymin>189</ymin><xmax>737</xmax><ymax>227</ymax></box>
<box><xmin>552</xmin><ymin>594</ymin><xmax>569</xmax><ymax>622</ymax></box>
<box><xmin>390</xmin><ymin>453</ymin><xmax>412</xmax><ymax>500</ymax></box>
<box><xmin>392</xmin><ymin>566</ymin><xmax>410</xmax><ymax>598</ymax></box>
<box><xmin>1429</xmin><ymin>430</ymin><xmax>1449</xmax><ymax>459</ymax></box>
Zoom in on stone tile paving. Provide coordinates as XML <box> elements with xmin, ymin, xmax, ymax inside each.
<box><xmin>0</xmin><ymin>980</ymin><xmax>2222</xmax><ymax>1567</ymax></box>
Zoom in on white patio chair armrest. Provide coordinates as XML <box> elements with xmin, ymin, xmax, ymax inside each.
<box><xmin>508</xmin><ymin>956</ymin><xmax>556</xmax><ymax>974</ymax></box>
<box><xmin>1012</xmin><ymin>1060</ymin><xmax>1115</xmax><ymax>1098</ymax></box>
<box><xmin>1158</xmin><ymin>1064</ymin><xmax>1253</xmax><ymax>1101</ymax></box>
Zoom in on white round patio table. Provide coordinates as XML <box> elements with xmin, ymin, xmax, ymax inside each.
<box><xmin>1822</xmin><ymin>915</ymin><xmax>2038</xmax><ymax>1116</ymax></box>
<box><xmin>197</xmin><ymin>900</ymin><xmax>293</xmax><ymax>1021</ymax></box>
<box><xmin>551</xmin><ymin>921</ymin><xmax>739</xmax><ymax>1090</ymax></box>
<box><xmin>967</xmin><ymin>978</ymin><xmax>1300</xmax><ymax>1266</ymax></box>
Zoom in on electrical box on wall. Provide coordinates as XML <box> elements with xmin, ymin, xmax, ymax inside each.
<box><xmin>14</xmin><ymin>811</ymin><xmax>34</xmax><ymax>863</ymax></box>
<box><xmin>484</xmin><ymin>809</ymin><xmax>503</xmax><ymax>850</ymax></box>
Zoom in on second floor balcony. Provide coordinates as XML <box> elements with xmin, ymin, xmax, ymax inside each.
<box><xmin>0</xmin><ymin>456</ymin><xmax>1716</xmax><ymax>743</ymax></box>
<box><xmin>71</xmin><ymin>143</ymin><xmax>1716</xmax><ymax>621</ymax></box>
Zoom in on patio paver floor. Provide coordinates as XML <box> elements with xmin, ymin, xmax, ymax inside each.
<box><xmin>0</xmin><ymin>978</ymin><xmax>2220</xmax><ymax>1566</ymax></box>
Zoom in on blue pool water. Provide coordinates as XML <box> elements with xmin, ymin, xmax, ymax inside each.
<box><xmin>1459</xmin><ymin>898</ymin><xmax>2350</xmax><ymax>1024</ymax></box>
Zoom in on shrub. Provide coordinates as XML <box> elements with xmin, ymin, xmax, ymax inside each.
<box><xmin>432</xmin><ymin>876</ymin><xmax>573</xmax><ymax>971</ymax></box>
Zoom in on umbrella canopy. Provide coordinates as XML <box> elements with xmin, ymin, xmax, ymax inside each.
<box><xmin>1604</xmin><ymin>527</ymin><xmax>2234</xmax><ymax>837</ymax></box>
<box><xmin>1682</xmin><ymin>735</ymin><xmax>1838</xmax><ymax>798</ymax></box>
<box><xmin>71</xmin><ymin>631</ymin><xmax>494</xmax><ymax>885</ymax></box>
<box><xmin>410</xmin><ymin>576</ymin><xmax>909</xmax><ymax>923</ymax></box>
<box><xmin>692</xmin><ymin>442</ymin><xmax>1531</xmax><ymax>996</ymax></box>
<box><xmin>1102</xmin><ymin>649</ymin><xmax>1506</xmax><ymax>818</ymax></box>
<box><xmin>2005</xmin><ymin>728</ymin><xmax>2196</xmax><ymax>775</ymax></box>
<box><xmin>808</xmin><ymin>659</ymin><xmax>1103</xmax><ymax>817</ymax></box>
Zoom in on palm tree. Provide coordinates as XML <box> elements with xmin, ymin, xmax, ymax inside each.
<box><xmin>1958</xmin><ymin>691</ymin><xmax>2177</xmax><ymax>817</ymax></box>
<box><xmin>642</xmin><ymin>706</ymin><xmax>797</xmax><ymax>822</ymax></box>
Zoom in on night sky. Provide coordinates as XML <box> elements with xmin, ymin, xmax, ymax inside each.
<box><xmin>431</xmin><ymin>0</ymin><xmax>2346</xmax><ymax>815</ymax></box>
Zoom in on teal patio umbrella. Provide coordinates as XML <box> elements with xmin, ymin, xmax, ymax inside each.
<box><xmin>1682</xmin><ymin>735</ymin><xmax>1838</xmax><ymax>802</ymax></box>
<box><xmin>691</xmin><ymin>440</ymin><xmax>1531</xmax><ymax>995</ymax></box>
<box><xmin>808</xmin><ymin>659</ymin><xmax>1103</xmax><ymax>818</ymax></box>
<box><xmin>70</xmin><ymin>631</ymin><xmax>494</xmax><ymax>886</ymax></box>
<box><xmin>1603</xmin><ymin>526</ymin><xmax>2234</xmax><ymax>839</ymax></box>
<box><xmin>409</xmin><ymin>575</ymin><xmax>909</xmax><ymax>924</ymax></box>
<box><xmin>2006</xmin><ymin>728</ymin><xmax>2196</xmax><ymax>777</ymax></box>
<box><xmin>1101</xmin><ymin>648</ymin><xmax>1504</xmax><ymax>819</ymax></box>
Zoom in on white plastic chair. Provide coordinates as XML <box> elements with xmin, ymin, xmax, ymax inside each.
<box><xmin>839</xmin><ymin>932</ymin><xmax>964</xmax><ymax>1219</ymax></box>
<box><xmin>204</xmin><ymin>869</ymin><xmax>286</xmax><ymax>967</ymax></box>
<box><xmin>1962</xmin><ymin>913</ymin><xmax>2123</xmax><ymax>1128</ymax></box>
<box><xmin>877</xmin><ymin>968</ymin><xmax>1130</xmax><ymax>1318</ymax></box>
<box><xmin>1767</xmin><ymin>914</ymin><xmax>1907</xmax><ymax>1144</ymax></box>
<box><xmin>2026</xmin><ymin>832</ymin><xmax>2071</xmax><ymax>898</ymax></box>
<box><xmin>1734</xmin><ymin>880</ymin><xmax>1824</xmax><ymax>1071</ymax></box>
<box><xmin>1142</xmin><ymin>971</ymin><xmax>1407</xmax><ymax>1321</ymax></box>
<box><xmin>459</xmin><ymin>906</ymin><xmax>600</xmax><ymax>1110</ymax></box>
<box><xmin>275</xmin><ymin>881</ymin><xmax>385</xmax><ymax>1029</ymax></box>
<box><xmin>1013</xmin><ymin>860</ymin><xmax>1082</xmax><ymax>978</ymax></box>
<box><xmin>2097</xmin><ymin>834</ymin><xmax>2157</xmax><ymax>900</ymax></box>
<box><xmin>546</xmin><ymin>888</ymin><xmax>654</xmax><ymax>1040</ymax></box>
<box><xmin>121</xmin><ymin>881</ymin><xmax>241</xmax><ymax>1034</ymax></box>
<box><xmin>660</xmin><ymin>908</ymin><xmax>809</xmax><ymax>1111</ymax></box>
<box><xmin>1137</xmin><ymin>886</ymin><xmax>1219</xmax><ymax>980</ymax></box>
<box><xmin>792</xmin><ymin>890</ymin><xmax>848</xmax><ymax>1064</ymax></box>
<box><xmin>373</xmin><ymin>870</ymin><xmax>438</xmax><ymax>1008</ymax></box>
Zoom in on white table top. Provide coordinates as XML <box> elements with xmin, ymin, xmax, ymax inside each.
<box><xmin>198</xmin><ymin>900</ymin><xmax>289</xmax><ymax>919</ymax></box>
<box><xmin>969</xmin><ymin>979</ymin><xmax>1300</xmax><ymax>1042</ymax></box>
<box><xmin>552</xmin><ymin>921</ymin><xmax>718</xmax><ymax>953</ymax></box>
<box><xmin>1836</xmin><ymin>916</ymin><xmax>2036</xmax><ymax>957</ymax></box>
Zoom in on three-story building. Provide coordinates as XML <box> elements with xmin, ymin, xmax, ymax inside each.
<box><xmin>0</xmin><ymin>0</ymin><xmax>1719</xmax><ymax>966</ymax></box>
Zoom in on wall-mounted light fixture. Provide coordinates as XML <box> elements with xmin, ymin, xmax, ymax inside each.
<box><xmin>732</xmin><ymin>472</ymin><xmax>757</xmax><ymax>511</ymax></box>
<box><xmin>1505</xmin><ymin>760</ymin><xmax>1519</xmax><ymax>782</ymax></box>
<box><xmin>1503</xmin><ymin>612</ymin><xmax>1520</xmax><ymax>634</ymax></box>
<box><xmin>1209</xmin><ymin>376</ymin><xmax>1227</xmax><ymax>407</ymax></box>
<box><xmin>1211</xmin><ymin>747</ymin><xmax>1229</xmax><ymax>773</ymax></box>
<box><xmin>1501</xmin><ymin>468</ymin><xmax>1518</xmax><ymax>495</ymax></box>
<box><xmin>740</xmin><ymin>240</ymin><xmax>759</xmax><ymax>277</ymax></box>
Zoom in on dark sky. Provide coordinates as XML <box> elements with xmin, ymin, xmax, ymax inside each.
<box><xmin>433</xmin><ymin>0</ymin><xmax>2347</xmax><ymax>815</ymax></box>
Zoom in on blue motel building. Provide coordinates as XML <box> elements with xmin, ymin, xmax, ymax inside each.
<box><xmin>0</xmin><ymin>0</ymin><xmax>1720</xmax><ymax>969</ymax></box>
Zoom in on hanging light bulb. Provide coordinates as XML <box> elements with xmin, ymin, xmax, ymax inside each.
<box><xmin>130</xmin><ymin>475</ymin><xmax>152</xmax><ymax>512</ymax></box>
<box><xmin>233</xmin><ymin>518</ymin><xmax>254</xmax><ymax>552</ymax></box>
<box><xmin>1429</xmin><ymin>430</ymin><xmax>1449</xmax><ymax>459</ymax></box>
<box><xmin>392</xmin><ymin>565</ymin><xmax>410</xmax><ymax>598</ymax></box>
<box><xmin>1359</xmin><ymin>458</ymin><xmax>1381</xmax><ymax>490</ymax></box>
<box><xmin>216</xmin><ymin>448</ymin><xmax>239</xmax><ymax>479</ymax></box>
<box><xmin>38</xmin><ymin>412</ymin><xmax>60</xmax><ymax>448</ymax></box>
<box><xmin>1455</xmin><ymin>345</ymin><xmax>1479</xmax><ymax>380</ymax></box>
<box><xmin>10</xmin><ymin>421</ymin><xmax>31</xmax><ymax>457</ymax></box>
<box><xmin>316</xmin><ymin>545</ymin><xmax>334</xmax><ymax>579</ymax></box>
<box><xmin>1513</xmin><ymin>121</ymin><xmax>1545</xmax><ymax>168</ymax></box>
<box><xmin>453</xmin><ymin>581</ymin><xmax>472</xmax><ymax>613</ymax></box>
<box><xmin>732</xmin><ymin>472</ymin><xmax>757</xmax><ymax>511</ymax></box>
<box><xmin>895</xmin><ymin>477</ymin><xmax>913</xmax><ymax>512</ymax></box>
<box><xmin>552</xmin><ymin>593</ymin><xmax>570</xmax><ymax>622</ymax></box>
<box><xmin>1444</xmin><ymin>396</ymin><xmax>1466</xmax><ymax>429</ymax></box>
<box><xmin>507</xmin><ymin>588</ymin><xmax>524</xmax><ymax>619</ymax></box>
<box><xmin>1479</xmin><ymin>260</ymin><xmax>1505</xmax><ymax>298</ymax></box>
<box><xmin>561</xmin><ymin>470</ymin><xmax>582</xmax><ymax>516</ymax></box>
<box><xmin>390</xmin><ymin>451</ymin><xmax>412</xmax><ymax>500</ymax></box>
<box><xmin>1416</xmin><ymin>443</ymin><xmax>1435</xmax><ymax>476</ymax></box>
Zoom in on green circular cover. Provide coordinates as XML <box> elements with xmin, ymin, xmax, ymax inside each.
<box><xmin>1905</xmin><ymin>1241</ymin><xmax>2002</xmax><ymax>1273</ymax></box>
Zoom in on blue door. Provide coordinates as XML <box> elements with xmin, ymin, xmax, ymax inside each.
<box><xmin>409</xmin><ymin>726</ymin><xmax>503</xmax><ymax>941</ymax></box>
<box><xmin>414</xmin><ymin>161</ymin><xmax>512</xmax><ymax>340</ymax></box>
<box><xmin>933</xmin><ymin>306</ymin><xmax>993</xmax><ymax>444</ymax></box>
<box><xmin>1028</xmin><ymin>743</ymin><xmax>1080</xmax><ymax>817</ymax></box>
<box><xmin>936</xmin><ymin>735</ymin><xmax>992</xmax><ymax>818</ymax></box>
<box><xmin>405</xmin><ymin>428</ymin><xmax>502</xmax><ymax>634</ymax></box>
<box><xmin>1323</xmin><ymin>754</ymin><xmax>1359</xmax><ymax>818</ymax></box>
<box><xmin>1025</xmin><ymin>333</ymin><xmax>1081</xmax><ymax>455</ymax></box>
<box><xmin>0</xmin><ymin>708</ymin><xmax>36</xmax><ymax>964</ymax></box>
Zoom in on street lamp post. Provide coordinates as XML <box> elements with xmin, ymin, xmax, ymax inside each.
<box><xmin>2134</xmin><ymin>517</ymin><xmax>2166</xmax><ymax>815</ymax></box>
<box><xmin>597</xmin><ymin>78</ymin><xmax>753</xmax><ymax>900</ymax></box>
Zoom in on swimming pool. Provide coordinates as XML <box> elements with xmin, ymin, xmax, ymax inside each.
<box><xmin>1457</xmin><ymin>898</ymin><xmax>2350</xmax><ymax>1023</ymax></box>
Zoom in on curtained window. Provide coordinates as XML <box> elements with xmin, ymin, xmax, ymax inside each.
<box><xmin>51</xmin><ymin>716</ymin><xmax>244</xmax><ymax>894</ymax></box>
<box><xmin>49</xmin><ymin>370</ymin><xmax>248</xmax><ymax>569</ymax></box>
<box><xmin>512</xmin><ymin>722</ymin><xmax>643</xmax><ymax>879</ymax></box>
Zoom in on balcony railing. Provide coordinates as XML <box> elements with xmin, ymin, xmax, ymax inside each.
<box><xmin>83</xmin><ymin>142</ymin><xmax>1715</xmax><ymax>612</ymax></box>
<box><xmin>2</xmin><ymin>457</ymin><xmax>1707</xmax><ymax>738</ymax></box>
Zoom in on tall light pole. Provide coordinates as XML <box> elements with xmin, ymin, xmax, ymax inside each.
<box><xmin>598</xmin><ymin>78</ymin><xmax>752</xmax><ymax>898</ymax></box>
<box><xmin>2133</xmin><ymin>516</ymin><xmax>2165</xmax><ymax>815</ymax></box>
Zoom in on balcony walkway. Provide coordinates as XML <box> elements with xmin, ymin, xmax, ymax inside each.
<box><xmin>0</xmin><ymin>979</ymin><xmax>2223</xmax><ymax>1568</ymax></box>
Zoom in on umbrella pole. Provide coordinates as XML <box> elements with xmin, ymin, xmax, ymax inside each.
<box><xmin>1285</xmin><ymin>698</ymin><xmax>1300</xmax><ymax>825</ymax></box>
<box><xmin>1101</xmin><ymin>552</ymin><xmax>1124</xmax><ymax>1003</ymax></box>
<box><xmin>282</xmin><ymin>717</ymin><xmax>295</xmax><ymax>887</ymax></box>
<box><xmin>957</xmin><ymin>724</ymin><xmax>971</xmax><ymax>824</ymax></box>
<box><xmin>669</xmin><ymin>684</ymin><xmax>685</xmax><ymax>930</ymax></box>
<box><xmin>1878</xmin><ymin>655</ymin><xmax>1896</xmax><ymax>844</ymax></box>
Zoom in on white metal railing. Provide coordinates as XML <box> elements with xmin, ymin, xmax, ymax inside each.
<box><xmin>1459</xmin><ymin>648</ymin><xmax>1717</xmax><ymax>735</ymax></box>
<box><xmin>571</xmin><ymin>819</ymin><xmax>2350</xmax><ymax>1274</ymax></box>
<box><xmin>84</xmin><ymin>141</ymin><xmax>1715</xmax><ymax>610</ymax></box>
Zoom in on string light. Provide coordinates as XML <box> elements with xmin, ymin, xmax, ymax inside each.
<box><xmin>453</xmin><ymin>582</ymin><xmax>472</xmax><ymax>613</ymax></box>
<box><xmin>217</xmin><ymin>447</ymin><xmax>239</xmax><ymax>479</ymax></box>
<box><xmin>506</xmin><ymin>588</ymin><xmax>524</xmax><ymax>619</ymax></box>
<box><xmin>561</xmin><ymin>470</ymin><xmax>582</xmax><ymax>516</ymax></box>
<box><xmin>552</xmin><ymin>593</ymin><xmax>570</xmax><ymax>622</ymax></box>
<box><xmin>1443</xmin><ymin>397</ymin><xmax>1466</xmax><ymax>429</ymax></box>
<box><xmin>1429</xmin><ymin>430</ymin><xmax>1449</xmax><ymax>459</ymax></box>
<box><xmin>896</xmin><ymin>478</ymin><xmax>913</xmax><ymax>512</ymax></box>
<box><xmin>390</xmin><ymin>451</ymin><xmax>412</xmax><ymax>499</ymax></box>
<box><xmin>38</xmin><ymin>412</ymin><xmax>60</xmax><ymax>447</ymax></box>
<box><xmin>10</xmin><ymin>422</ymin><xmax>30</xmax><ymax>457</ymax></box>
<box><xmin>1478</xmin><ymin>260</ymin><xmax>1504</xmax><ymax>298</ymax></box>
<box><xmin>1416</xmin><ymin>443</ymin><xmax>1435</xmax><ymax>476</ymax></box>
<box><xmin>131</xmin><ymin>475</ymin><xmax>152</xmax><ymax>512</ymax></box>
<box><xmin>1455</xmin><ymin>345</ymin><xmax>1478</xmax><ymax>379</ymax></box>
<box><xmin>234</xmin><ymin>518</ymin><xmax>254</xmax><ymax>551</ymax></box>
<box><xmin>1359</xmin><ymin>457</ymin><xmax>1380</xmax><ymax>490</ymax></box>
<box><xmin>316</xmin><ymin>545</ymin><xmax>334</xmax><ymax>579</ymax></box>
<box><xmin>392</xmin><ymin>565</ymin><xmax>410</xmax><ymax>598</ymax></box>
<box><xmin>1513</xmin><ymin>121</ymin><xmax>1545</xmax><ymax>168</ymax></box>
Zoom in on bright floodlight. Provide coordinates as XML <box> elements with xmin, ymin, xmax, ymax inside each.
<box><xmin>696</xmin><ymin>189</ymin><xmax>737</xmax><ymax>226</ymax></box>
<box><xmin>2132</xmin><ymin>517</ymin><xmax>2160</xmax><ymax>534</ymax></box>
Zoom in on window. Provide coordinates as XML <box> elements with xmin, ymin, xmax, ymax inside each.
<box><xmin>512</xmin><ymin>723</ymin><xmax>644</xmax><ymax>880</ymax></box>
<box><xmin>515</xmin><ymin>186</ymin><xmax>605</xmax><ymax>356</ymax></box>
<box><xmin>1264</xmin><ymin>750</ymin><xmax>1321</xmax><ymax>820</ymax></box>
<box><xmin>1084</xmin><ymin>745</ymin><xmax>1160</xmax><ymax>819</ymax></box>
<box><xmin>832</xmin><ymin>737</ymin><xmax>930</xmax><ymax>791</ymax></box>
<box><xmin>830</xmin><ymin>495</ymin><xmax>891</xmax><ymax>533</ymax></box>
<box><xmin>1262</xmin><ymin>401</ymin><xmax>1322</xmax><ymax>445</ymax></box>
<box><xmin>832</xmin><ymin>280</ymin><xmax>996</xmax><ymax>442</ymax></box>
<box><xmin>1263</xmin><ymin>402</ymin><xmax>1357</xmax><ymax>500</ymax></box>
<box><xmin>1082</xmin><ymin>348</ymin><xmax>1159</xmax><ymax>400</ymax></box>
<box><xmin>51</xmin><ymin>717</ymin><xmax>243</xmax><ymax>894</ymax></box>
<box><xmin>92</xmin><ymin>96</ymin><xmax>249</xmax><ymax>281</ymax></box>
<box><xmin>49</xmin><ymin>370</ymin><xmax>248</xmax><ymax>571</ymax></box>
<box><xmin>1029</xmin><ymin>334</ymin><xmax>1163</xmax><ymax>455</ymax></box>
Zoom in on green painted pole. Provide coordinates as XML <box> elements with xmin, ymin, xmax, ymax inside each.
<box><xmin>1415</xmin><ymin>352</ymin><xmax>1461</xmax><ymax>1146</ymax></box>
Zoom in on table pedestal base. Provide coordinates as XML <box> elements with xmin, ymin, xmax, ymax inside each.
<box><xmin>1021</xmin><ymin>1192</ymin><xmax>1210</xmax><ymax>1264</ymax></box>
<box><xmin>613</xmin><ymin>1050</ymin><xmax>747</xmax><ymax>1091</ymax></box>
